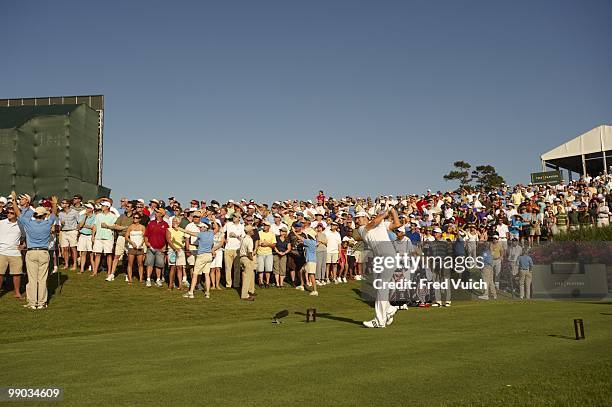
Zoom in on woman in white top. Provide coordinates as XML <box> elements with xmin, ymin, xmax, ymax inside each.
<box><xmin>210</xmin><ymin>221</ymin><xmax>225</xmax><ymax>290</ymax></box>
<box><xmin>125</xmin><ymin>214</ymin><xmax>146</xmax><ymax>283</ymax></box>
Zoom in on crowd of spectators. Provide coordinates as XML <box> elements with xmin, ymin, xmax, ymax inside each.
<box><xmin>0</xmin><ymin>170</ymin><xmax>610</xmax><ymax>309</ymax></box>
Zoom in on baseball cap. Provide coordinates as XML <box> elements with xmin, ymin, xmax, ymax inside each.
<box><xmin>293</xmin><ymin>221</ymin><xmax>303</xmax><ymax>228</ymax></box>
<box><xmin>34</xmin><ymin>206</ymin><xmax>49</xmax><ymax>217</ymax></box>
<box><xmin>0</xmin><ymin>197</ymin><xmax>7</xmax><ymax>204</ymax></box>
<box><xmin>19</xmin><ymin>194</ymin><xmax>31</xmax><ymax>202</ymax></box>
<box><xmin>150</xmin><ymin>199</ymin><xmax>159</xmax><ymax>204</ymax></box>
<box><xmin>192</xmin><ymin>211</ymin><xmax>202</xmax><ymax>217</ymax></box>
<box><xmin>199</xmin><ymin>222</ymin><xmax>210</xmax><ymax>229</ymax></box>
<box><xmin>433</xmin><ymin>227</ymin><xmax>442</xmax><ymax>234</ymax></box>
<box><xmin>355</xmin><ymin>211</ymin><xmax>368</xmax><ymax>218</ymax></box>
<box><xmin>156</xmin><ymin>208</ymin><xmax>166</xmax><ymax>216</ymax></box>
<box><xmin>100</xmin><ymin>201</ymin><xmax>111</xmax><ymax>208</ymax></box>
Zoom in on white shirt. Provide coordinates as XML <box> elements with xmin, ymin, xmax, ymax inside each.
<box><xmin>0</xmin><ymin>219</ymin><xmax>22</xmax><ymax>256</ymax></box>
<box><xmin>223</xmin><ymin>221</ymin><xmax>245</xmax><ymax>250</ymax></box>
<box><xmin>185</xmin><ymin>222</ymin><xmax>200</xmax><ymax>249</ymax></box>
<box><xmin>270</xmin><ymin>222</ymin><xmax>288</xmax><ymax>236</ymax></box>
<box><xmin>496</xmin><ymin>224</ymin><xmax>509</xmax><ymax>241</ymax></box>
<box><xmin>358</xmin><ymin>221</ymin><xmax>394</xmax><ymax>257</ymax></box>
<box><xmin>324</xmin><ymin>230</ymin><xmax>341</xmax><ymax>254</ymax></box>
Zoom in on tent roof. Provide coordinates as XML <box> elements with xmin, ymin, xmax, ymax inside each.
<box><xmin>541</xmin><ymin>125</ymin><xmax>612</xmax><ymax>161</ymax></box>
<box><xmin>0</xmin><ymin>105</ymin><xmax>82</xmax><ymax>129</ymax></box>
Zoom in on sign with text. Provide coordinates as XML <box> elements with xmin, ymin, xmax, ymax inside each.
<box><xmin>531</xmin><ymin>170</ymin><xmax>562</xmax><ymax>185</ymax></box>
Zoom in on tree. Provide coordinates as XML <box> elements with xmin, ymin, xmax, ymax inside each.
<box><xmin>443</xmin><ymin>161</ymin><xmax>472</xmax><ymax>189</ymax></box>
<box><xmin>471</xmin><ymin>165</ymin><xmax>505</xmax><ymax>190</ymax></box>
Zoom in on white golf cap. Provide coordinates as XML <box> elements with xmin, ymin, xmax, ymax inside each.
<box><xmin>355</xmin><ymin>211</ymin><xmax>368</xmax><ymax>218</ymax></box>
<box><xmin>101</xmin><ymin>201</ymin><xmax>111</xmax><ymax>207</ymax></box>
<box><xmin>0</xmin><ymin>197</ymin><xmax>6</xmax><ymax>204</ymax></box>
<box><xmin>433</xmin><ymin>227</ymin><xmax>442</xmax><ymax>234</ymax></box>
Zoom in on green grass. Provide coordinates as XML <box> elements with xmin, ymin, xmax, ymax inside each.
<box><xmin>1</xmin><ymin>270</ymin><xmax>611</xmax><ymax>406</ymax></box>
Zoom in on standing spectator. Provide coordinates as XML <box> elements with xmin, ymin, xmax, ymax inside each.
<box><xmin>144</xmin><ymin>208</ymin><xmax>169</xmax><ymax>287</ymax></box>
<box><xmin>239</xmin><ymin>225</ymin><xmax>256</xmax><ymax>301</ymax></box>
<box><xmin>273</xmin><ymin>226</ymin><xmax>291</xmax><ymax>287</ymax></box>
<box><xmin>516</xmin><ymin>248</ymin><xmax>534</xmax><ymax>299</ymax></box>
<box><xmin>76</xmin><ymin>203</ymin><xmax>96</xmax><ymax>274</ymax></box>
<box><xmin>478</xmin><ymin>242</ymin><xmax>498</xmax><ymax>300</ymax></box>
<box><xmin>325</xmin><ymin>222</ymin><xmax>342</xmax><ymax>284</ymax></box>
<box><xmin>92</xmin><ymin>201</ymin><xmax>118</xmax><ymax>277</ymax></box>
<box><xmin>58</xmin><ymin>199</ymin><xmax>80</xmax><ymax>270</ymax></box>
<box><xmin>314</xmin><ymin>223</ymin><xmax>327</xmax><ymax>285</ymax></box>
<box><xmin>104</xmin><ymin>201</ymin><xmax>134</xmax><ymax>281</ymax></box>
<box><xmin>223</xmin><ymin>213</ymin><xmax>244</xmax><ymax>288</ymax></box>
<box><xmin>0</xmin><ymin>203</ymin><xmax>24</xmax><ymax>299</ymax></box>
<box><xmin>210</xmin><ymin>221</ymin><xmax>225</xmax><ymax>290</ymax></box>
<box><xmin>430</xmin><ymin>227</ymin><xmax>453</xmax><ymax>307</ymax></box>
<box><xmin>256</xmin><ymin>221</ymin><xmax>276</xmax><ymax>287</ymax></box>
<box><xmin>596</xmin><ymin>197</ymin><xmax>610</xmax><ymax>227</ymax></box>
<box><xmin>125</xmin><ymin>213</ymin><xmax>146</xmax><ymax>283</ymax></box>
<box><xmin>167</xmin><ymin>217</ymin><xmax>186</xmax><ymax>290</ymax></box>
<box><xmin>12</xmin><ymin>192</ymin><xmax>58</xmax><ymax>309</ymax></box>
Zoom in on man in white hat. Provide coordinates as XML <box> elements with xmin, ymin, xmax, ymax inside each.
<box><xmin>355</xmin><ymin>207</ymin><xmax>402</xmax><ymax>328</ymax></box>
<box><xmin>91</xmin><ymin>200</ymin><xmax>118</xmax><ymax>277</ymax></box>
<box><xmin>77</xmin><ymin>203</ymin><xmax>96</xmax><ymax>273</ymax></box>
<box><xmin>11</xmin><ymin>192</ymin><xmax>58</xmax><ymax>309</ymax></box>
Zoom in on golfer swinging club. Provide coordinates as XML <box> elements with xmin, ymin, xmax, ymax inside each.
<box><xmin>355</xmin><ymin>206</ymin><xmax>402</xmax><ymax>328</ymax></box>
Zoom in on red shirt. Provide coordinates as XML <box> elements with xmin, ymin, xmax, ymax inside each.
<box><xmin>145</xmin><ymin>220</ymin><xmax>168</xmax><ymax>249</ymax></box>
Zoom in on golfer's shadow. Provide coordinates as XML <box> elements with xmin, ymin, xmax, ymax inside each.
<box><xmin>352</xmin><ymin>288</ymin><xmax>374</xmax><ymax>308</ymax></box>
<box><xmin>294</xmin><ymin>311</ymin><xmax>362</xmax><ymax>326</ymax></box>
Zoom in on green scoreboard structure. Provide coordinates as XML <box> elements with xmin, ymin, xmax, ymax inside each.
<box><xmin>0</xmin><ymin>95</ymin><xmax>110</xmax><ymax>200</ymax></box>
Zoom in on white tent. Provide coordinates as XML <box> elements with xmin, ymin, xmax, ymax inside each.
<box><xmin>541</xmin><ymin>125</ymin><xmax>612</xmax><ymax>176</ymax></box>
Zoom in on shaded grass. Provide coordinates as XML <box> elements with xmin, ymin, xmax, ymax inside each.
<box><xmin>0</xmin><ymin>270</ymin><xmax>610</xmax><ymax>406</ymax></box>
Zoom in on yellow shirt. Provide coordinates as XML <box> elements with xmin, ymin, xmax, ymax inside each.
<box><xmin>257</xmin><ymin>231</ymin><xmax>275</xmax><ymax>255</ymax></box>
<box><xmin>169</xmin><ymin>228</ymin><xmax>184</xmax><ymax>250</ymax></box>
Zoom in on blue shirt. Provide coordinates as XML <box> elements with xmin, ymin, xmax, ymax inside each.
<box><xmin>482</xmin><ymin>250</ymin><xmax>493</xmax><ymax>266</ymax></box>
<box><xmin>303</xmin><ymin>237</ymin><xmax>317</xmax><ymax>263</ymax></box>
<box><xmin>79</xmin><ymin>213</ymin><xmax>96</xmax><ymax>235</ymax></box>
<box><xmin>517</xmin><ymin>255</ymin><xmax>533</xmax><ymax>269</ymax></box>
<box><xmin>18</xmin><ymin>209</ymin><xmax>56</xmax><ymax>249</ymax></box>
<box><xmin>196</xmin><ymin>231</ymin><xmax>215</xmax><ymax>254</ymax></box>
<box><xmin>406</xmin><ymin>231</ymin><xmax>421</xmax><ymax>243</ymax></box>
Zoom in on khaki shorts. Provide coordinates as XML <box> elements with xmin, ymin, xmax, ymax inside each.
<box><xmin>114</xmin><ymin>235</ymin><xmax>126</xmax><ymax>258</ymax></box>
<box><xmin>0</xmin><ymin>254</ymin><xmax>22</xmax><ymax>275</ymax></box>
<box><xmin>93</xmin><ymin>239</ymin><xmax>113</xmax><ymax>254</ymax></box>
<box><xmin>60</xmin><ymin>230</ymin><xmax>78</xmax><ymax>248</ymax></box>
<box><xmin>305</xmin><ymin>262</ymin><xmax>316</xmax><ymax>274</ymax></box>
<box><xmin>77</xmin><ymin>234</ymin><xmax>93</xmax><ymax>252</ymax></box>
<box><xmin>326</xmin><ymin>253</ymin><xmax>339</xmax><ymax>264</ymax></box>
<box><xmin>353</xmin><ymin>251</ymin><xmax>363</xmax><ymax>264</ymax></box>
<box><xmin>193</xmin><ymin>253</ymin><xmax>213</xmax><ymax>276</ymax></box>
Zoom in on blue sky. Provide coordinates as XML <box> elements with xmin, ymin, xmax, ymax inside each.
<box><xmin>2</xmin><ymin>0</ymin><xmax>611</xmax><ymax>204</ymax></box>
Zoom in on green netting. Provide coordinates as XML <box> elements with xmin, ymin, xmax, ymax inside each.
<box><xmin>0</xmin><ymin>104</ymin><xmax>110</xmax><ymax>200</ymax></box>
